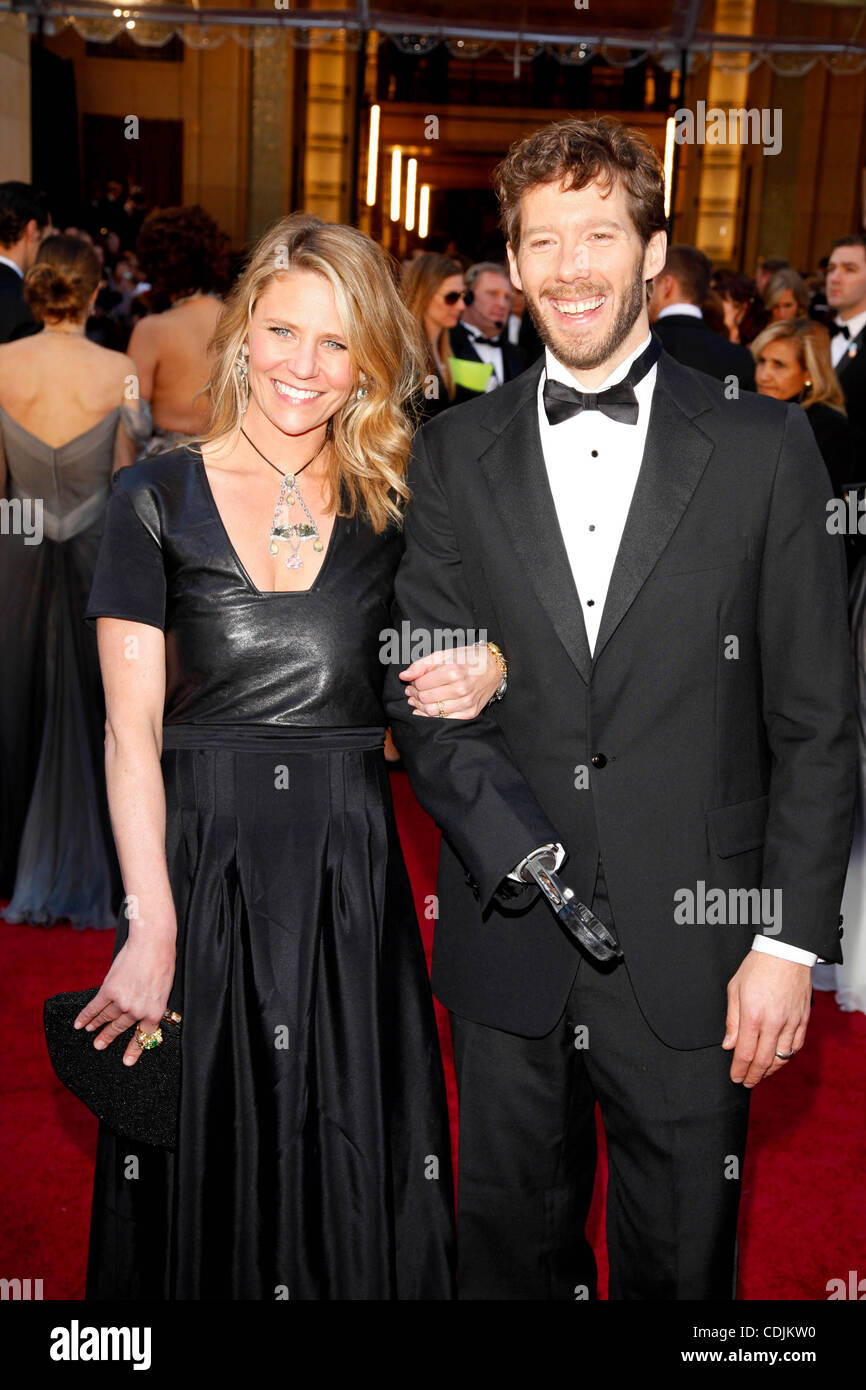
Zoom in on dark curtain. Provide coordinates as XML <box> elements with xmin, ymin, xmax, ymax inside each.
<box><xmin>30</xmin><ymin>41</ymin><xmax>80</xmax><ymax>228</ymax></box>
<box><xmin>82</xmin><ymin>115</ymin><xmax>183</xmax><ymax>213</ymax></box>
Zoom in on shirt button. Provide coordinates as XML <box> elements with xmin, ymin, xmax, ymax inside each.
<box><xmin>587</xmin><ymin>599</ymin><xmax>595</xmax><ymax>607</ymax></box>
<box><xmin>589</xmin><ymin>524</ymin><xmax>596</xmax><ymax>532</ymax></box>
<box><xmin>591</xmin><ymin>753</ymin><xmax>607</xmax><ymax>768</ymax></box>
<box><xmin>591</xmin><ymin>450</ymin><xmax>599</xmax><ymax>458</ymax></box>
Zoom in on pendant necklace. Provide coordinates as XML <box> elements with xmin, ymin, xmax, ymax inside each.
<box><xmin>240</xmin><ymin>426</ymin><xmax>327</xmax><ymax>570</ymax></box>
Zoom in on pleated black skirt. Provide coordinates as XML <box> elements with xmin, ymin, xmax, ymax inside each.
<box><xmin>85</xmin><ymin>725</ymin><xmax>456</xmax><ymax>1300</ymax></box>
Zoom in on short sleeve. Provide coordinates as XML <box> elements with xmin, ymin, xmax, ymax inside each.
<box><xmin>85</xmin><ymin>471</ymin><xmax>166</xmax><ymax>631</ymax></box>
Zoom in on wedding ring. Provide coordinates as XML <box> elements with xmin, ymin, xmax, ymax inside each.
<box><xmin>135</xmin><ymin>1025</ymin><xmax>164</xmax><ymax>1051</ymax></box>
<box><xmin>436</xmin><ymin>701</ymin><xmax>447</xmax><ymax>718</ymax></box>
<box><xmin>775</xmin><ymin>1049</ymin><xmax>796</xmax><ymax>1059</ymax></box>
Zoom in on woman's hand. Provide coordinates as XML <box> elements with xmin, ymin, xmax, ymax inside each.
<box><xmin>399</xmin><ymin>644</ymin><xmax>502</xmax><ymax>719</ymax></box>
<box><xmin>73</xmin><ymin>933</ymin><xmax>176</xmax><ymax>1067</ymax></box>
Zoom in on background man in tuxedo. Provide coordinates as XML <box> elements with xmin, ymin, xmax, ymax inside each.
<box><xmin>386</xmin><ymin>117</ymin><xmax>856</xmax><ymax>1300</ymax></box>
<box><xmin>650</xmin><ymin>243</ymin><xmax>755</xmax><ymax>389</ymax></box>
<box><xmin>449</xmin><ymin>261</ymin><xmax>526</xmax><ymax>397</ymax></box>
<box><xmin>0</xmin><ymin>182</ymin><xmax>50</xmax><ymax>344</ymax></box>
<box><xmin>824</xmin><ymin>234</ymin><xmax>866</xmax><ymax>461</ymax></box>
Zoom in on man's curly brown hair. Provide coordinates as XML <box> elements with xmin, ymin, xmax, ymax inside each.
<box><xmin>135</xmin><ymin>204</ymin><xmax>230</xmax><ymax>309</ymax></box>
<box><xmin>493</xmin><ymin>116</ymin><xmax>667</xmax><ymax>254</ymax></box>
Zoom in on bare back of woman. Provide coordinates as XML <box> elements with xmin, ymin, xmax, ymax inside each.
<box><xmin>0</xmin><ymin>331</ymin><xmax>138</xmax><ymax>487</ymax></box>
<box><xmin>127</xmin><ymin>294</ymin><xmax>222</xmax><ymax>436</ymax></box>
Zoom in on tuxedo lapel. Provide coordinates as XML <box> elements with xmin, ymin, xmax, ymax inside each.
<box><xmin>592</xmin><ymin>353</ymin><xmax>715</xmax><ymax>664</ymax></box>
<box><xmin>450</xmin><ymin>323</ymin><xmax>483</xmax><ymax>366</ymax></box>
<box><xmin>478</xmin><ymin>361</ymin><xmax>594</xmax><ymax>683</ymax></box>
<box><xmin>835</xmin><ymin>326</ymin><xmax>865</xmax><ymax>379</ymax></box>
<box><xmin>475</xmin><ymin>351</ymin><xmax>716</xmax><ymax>683</ymax></box>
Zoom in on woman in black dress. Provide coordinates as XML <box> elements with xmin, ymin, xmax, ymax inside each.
<box><xmin>751</xmin><ymin>316</ymin><xmax>860</xmax><ymax>573</ymax></box>
<box><xmin>78</xmin><ymin>214</ymin><xmax>502</xmax><ymax>1299</ymax></box>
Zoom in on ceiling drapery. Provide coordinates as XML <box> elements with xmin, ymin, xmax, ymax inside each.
<box><xmin>5</xmin><ymin>0</ymin><xmax>866</xmax><ymax>73</ymax></box>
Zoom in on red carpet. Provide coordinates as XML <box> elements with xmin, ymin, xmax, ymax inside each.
<box><xmin>1</xmin><ymin>771</ymin><xmax>864</xmax><ymax>1300</ymax></box>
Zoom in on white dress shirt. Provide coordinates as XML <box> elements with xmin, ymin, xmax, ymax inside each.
<box><xmin>462</xmin><ymin>319</ymin><xmax>505</xmax><ymax>389</ymax></box>
<box><xmin>538</xmin><ymin>332</ymin><xmax>656</xmax><ymax>654</ymax></box>
<box><xmin>514</xmin><ymin>332</ymin><xmax>816</xmax><ymax>966</ymax></box>
<box><xmin>0</xmin><ymin>254</ymin><xmax>23</xmax><ymax>279</ymax></box>
<box><xmin>830</xmin><ymin>307</ymin><xmax>866</xmax><ymax>369</ymax></box>
<box><xmin>655</xmin><ymin>302</ymin><xmax>703</xmax><ymax>321</ymax></box>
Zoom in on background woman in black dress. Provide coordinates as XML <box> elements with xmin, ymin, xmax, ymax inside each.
<box><xmin>78</xmin><ymin>213</ymin><xmax>502</xmax><ymax>1299</ymax></box>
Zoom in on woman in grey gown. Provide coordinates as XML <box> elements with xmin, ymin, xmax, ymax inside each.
<box><xmin>0</xmin><ymin>234</ymin><xmax>139</xmax><ymax>925</ymax></box>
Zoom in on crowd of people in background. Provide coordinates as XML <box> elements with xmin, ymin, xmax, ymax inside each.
<box><xmin>0</xmin><ymin>173</ymin><xmax>864</xmax><ymax>934</ymax></box>
<box><xmin>1</xmin><ymin>99</ymin><xmax>865</xmax><ymax>1303</ymax></box>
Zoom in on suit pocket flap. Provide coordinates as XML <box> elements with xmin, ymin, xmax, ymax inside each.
<box><xmin>654</xmin><ymin>536</ymin><xmax>752</xmax><ymax>577</ymax></box>
<box><xmin>707</xmin><ymin>794</ymin><xmax>769</xmax><ymax>858</ymax></box>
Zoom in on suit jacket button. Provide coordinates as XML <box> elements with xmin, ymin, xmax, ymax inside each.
<box><xmin>591</xmin><ymin>753</ymin><xmax>607</xmax><ymax>768</ymax></box>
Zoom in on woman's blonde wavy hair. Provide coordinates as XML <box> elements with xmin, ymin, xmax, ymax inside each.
<box><xmin>199</xmin><ymin>213</ymin><xmax>428</xmax><ymax>532</ymax></box>
<box><xmin>750</xmin><ymin>317</ymin><xmax>846</xmax><ymax>413</ymax></box>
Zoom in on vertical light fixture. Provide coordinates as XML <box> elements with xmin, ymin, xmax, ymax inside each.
<box><xmin>390</xmin><ymin>148</ymin><xmax>402</xmax><ymax>222</ymax></box>
<box><xmin>663</xmin><ymin>116</ymin><xmax>675</xmax><ymax>220</ymax></box>
<box><xmin>365</xmin><ymin>104</ymin><xmax>380</xmax><ymax>208</ymax></box>
<box><xmin>418</xmin><ymin>185</ymin><xmax>431</xmax><ymax>239</ymax></box>
<box><xmin>405</xmin><ymin>158</ymin><xmax>418</xmax><ymax>231</ymax></box>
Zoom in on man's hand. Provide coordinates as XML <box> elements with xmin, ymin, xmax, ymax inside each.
<box><xmin>722</xmin><ymin>950</ymin><xmax>812</xmax><ymax>1086</ymax></box>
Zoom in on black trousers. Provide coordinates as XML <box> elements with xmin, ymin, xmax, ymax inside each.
<box><xmin>449</xmin><ymin>859</ymin><xmax>751</xmax><ymax>1300</ymax></box>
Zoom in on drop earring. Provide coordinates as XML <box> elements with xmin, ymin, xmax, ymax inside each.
<box><xmin>236</xmin><ymin>345</ymin><xmax>249</xmax><ymax>414</ymax></box>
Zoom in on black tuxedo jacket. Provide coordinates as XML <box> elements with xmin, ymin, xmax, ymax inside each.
<box><xmin>448</xmin><ymin>320</ymin><xmax>526</xmax><ymax>398</ymax></box>
<box><xmin>385</xmin><ymin>349</ymin><xmax>856</xmax><ymax>1048</ymax></box>
<box><xmin>0</xmin><ymin>263</ymin><xmax>39</xmax><ymax>343</ymax></box>
<box><xmin>834</xmin><ymin>325</ymin><xmax>866</xmax><ymax>464</ymax></box>
<box><xmin>653</xmin><ymin>312</ymin><xmax>755</xmax><ymax>390</ymax></box>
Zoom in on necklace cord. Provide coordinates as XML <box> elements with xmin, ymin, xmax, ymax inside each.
<box><xmin>240</xmin><ymin>426</ymin><xmax>328</xmax><ymax>480</ymax></box>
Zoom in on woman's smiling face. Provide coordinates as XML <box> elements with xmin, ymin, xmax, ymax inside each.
<box><xmin>245</xmin><ymin>269</ymin><xmax>355</xmax><ymax>438</ymax></box>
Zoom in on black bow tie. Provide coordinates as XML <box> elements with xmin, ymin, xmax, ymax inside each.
<box><xmin>542</xmin><ymin>334</ymin><xmax>661</xmax><ymax>427</ymax></box>
<box><xmin>830</xmin><ymin>321</ymin><xmax>851</xmax><ymax>340</ymax></box>
<box><xmin>469</xmin><ymin>331</ymin><xmax>503</xmax><ymax>347</ymax></box>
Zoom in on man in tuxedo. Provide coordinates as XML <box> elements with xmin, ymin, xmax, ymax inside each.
<box><xmin>0</xmin><ymin>182</ymin><xmax>50</xmax><ymax>343</ymax></box>
<box><xmin>448</xmin><ymin>262</ymin><xmax>526</xmax><ymax>400</ymax></box>
<box><xmin>650</xmin><ymin>244</ymin><xmax>755</xmax><ymax>389</ymax></box>
<box><xmin>385</xmin><ymin>117</ymin><xmax>856</xmax><ymax>1300</ymax></box>
<box><xmin>824</xmin><ymin>235</ymin><xmax>866</xmax><ymax>462</ymax></box>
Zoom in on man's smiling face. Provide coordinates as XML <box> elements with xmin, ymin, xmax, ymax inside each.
<box><xmin>507</xmin><ymin>176</ymin><xmax>666</xmax><ymax>378</ymax></box>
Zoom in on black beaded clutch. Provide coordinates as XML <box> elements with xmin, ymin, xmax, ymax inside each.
<box><xmin>43</xmin><ymin>988</ymin><xmax>181</xmax><ymax>1149</ymax></box>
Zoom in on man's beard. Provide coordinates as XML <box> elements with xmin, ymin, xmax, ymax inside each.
<box><xmin>524</xmin><ymin>256</ymin><xmax>647</xmax><ymax>372</ymax></box>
